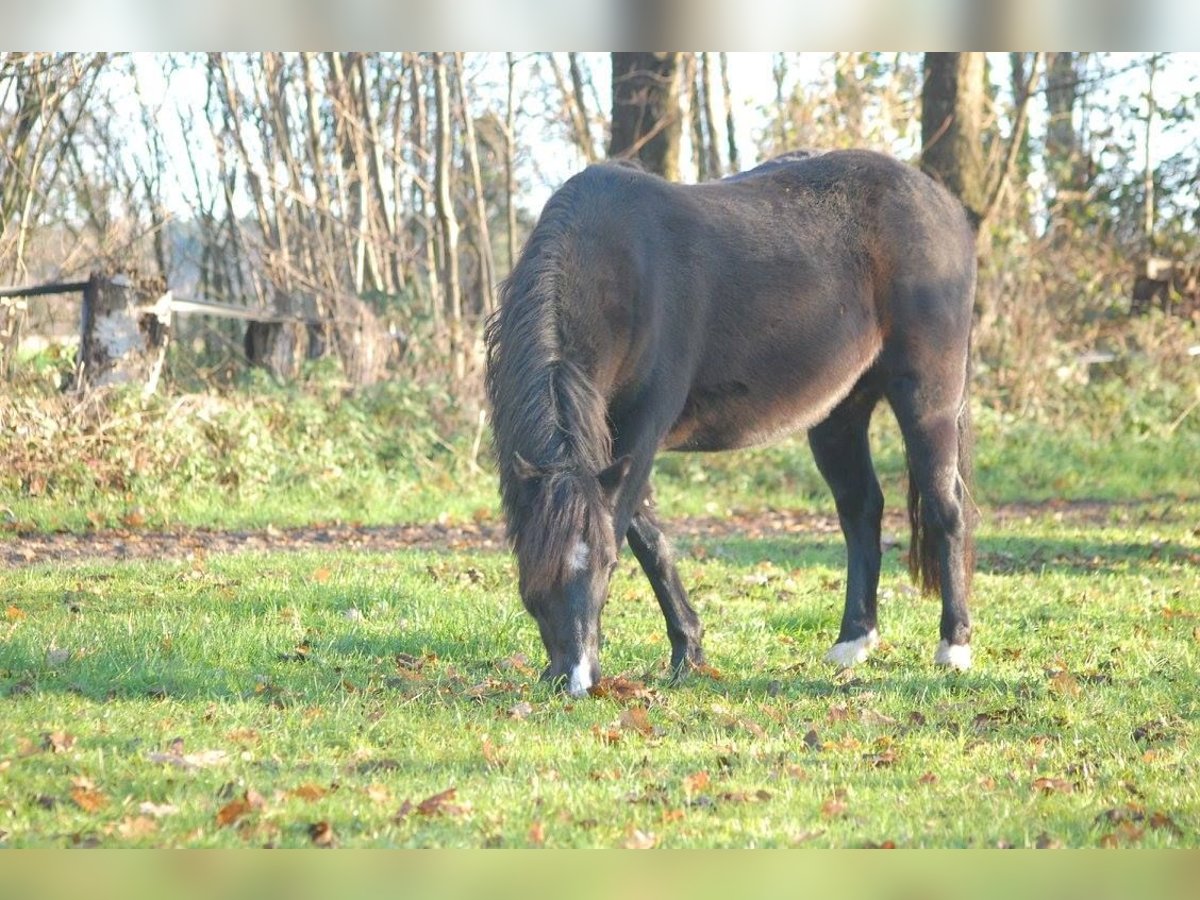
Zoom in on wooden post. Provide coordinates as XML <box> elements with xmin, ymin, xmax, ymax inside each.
<box><xmin>77</xmin><ymin>271</ymin><xmax>172</xmax><ymax>393</ymax></box>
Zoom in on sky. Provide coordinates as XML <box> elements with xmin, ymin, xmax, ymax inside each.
<box><xmin>119</xmin><ymin>52</ymin><xmax>1199</xmax><ymax>220</ymax></box>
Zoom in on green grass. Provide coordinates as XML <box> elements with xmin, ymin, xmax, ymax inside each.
<box><xmin>2</xmin><ymin>359</ymin><xmax>1199</xmax><ymax>847</ymax></box>
<box><xmin>2</xmin><ymin>496</ymin><xmax>1197</xmax><ymax>848</ymax></box>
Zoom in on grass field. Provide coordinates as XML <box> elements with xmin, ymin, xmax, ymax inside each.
<box><xmin>2</xmin><ymin>397</ymin><xmax>1198</xmax><ymax>847</ymax></box>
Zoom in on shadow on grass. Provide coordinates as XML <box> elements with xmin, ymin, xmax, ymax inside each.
<box><xmin>682</xmin><ymin>533</ymin><xmax>1193</xmax><ymax>577</ymax></box>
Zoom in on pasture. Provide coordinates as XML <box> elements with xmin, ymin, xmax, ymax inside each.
<box><xmin>2</xmin><ymin>393</ymin><xmax>1197</xmax><ymax>848</ymax></box>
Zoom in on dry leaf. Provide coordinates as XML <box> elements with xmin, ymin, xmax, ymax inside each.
<box><xmin>5</xmin><ymin>605</ymin><xmax>25</xmax><ymax>622</ymax></box>
<box><xmin>481</xmin><ymin>737</ymin><xmax>506</xmax><ymax>769</ymax></box>
<box><xmin>588</xmin><ymin>676</ymin><xmax>653</xmax><ymax>704</ymax></box>
<box><xmin>290</xmin><ymin>784</ymin><xmax>327</xmax><ymax>802</ymax></box>
<box><xmin>591</xmin><ymin>724</ymin><xmax>622</xmax><ymax>745</ymax></box>
<box><xmin>528</xmin><ymin>821</ymin><xmax>546</xmax><ymax>846</ymax></box>
<box><xmin>311</xmin><ymin>567</ymin><xmax>332</xmax><ymax>583</ymax></box>
<box><xmin>619</xmin><ymin>707</ymin><xmax>655</xmax><ymax>737</ymax></box>
<box><xmin>42</xmin><ymin>731</ymin><xmax>76</xmax><ymax>753</ymax></box>
<box><xmin>71</xmin><ymin>779</ymin><xmax>108</xmax><ymax>813</ymax></box>
<box><xmin>682</xmin><ymin>771</ymin><xmax>710</xmax><ymax>796</ymax></box>
<box><xmin>365</xmin><ymin>784</ymin><xmax>391</xmax><ymax>804</ymax></box>
<box><xmin>216</xmin><ymin>790</ymin><xmax>264</xmax><ymax>827</ymax></box>
<box><xmin>216</xmin><ymin>798</ymin><xmax>252</xmax><ymax>827</ymax></box>
<box><xmin>1048</xmin><ymin>671</ymin><xmax>1081</xmax><ymax>698</ymax></box>
<box><xmin>116</xmin><ymin>816</ymin><xmax>157</xmax><ymax>839</ymax></box>
<box><xmin>864</xmin><ymin>750</ymin><xmax>898</xmax><ymax>768</ymax></box>
<box><xmin>308</xmin><ymin>821</ymin><xmax>336</xmax><ymax>847</ymax></box>
<box><xmin>821</xmin><ymin>792</ymin><xmax>848</xmax><ymax>819</ymax></box>
<box><xmin>1033</xmin><ymin>777</ymin><xmax>1074</xmax><ymax>795</ymax></box>
<box><xmin>413</xmin><ymin>787</ymin><xmax>466</xmax><ymax>818</ymax></box>
<box><xmin>918</xmin><ymin>772</ymin><xmax>939</xmax><ymax>785</ymax></box>
<box><xmin>623</xmin><ymin>828</ymin><xmax>657</xmax><ymax>849</ymax></box>
<box><xmin>802</xmin><ymin>728</ymin><xmax>823</xmax><ymax>751</ymax></box>
<box><xmin>507</xmin><ymin>701</ymin><xmax>534</xmax><ymax>720</ymax></box>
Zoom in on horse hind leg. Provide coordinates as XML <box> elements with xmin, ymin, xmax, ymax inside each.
<box><xmin>808</xmin><ymin>388</ymin><xmax>885</xmax><ymax>667</ymax></box>
<box><xmin>886</xmin><ymin>373</ymin><xmax>974</xmax><ymax>670</ymax></box>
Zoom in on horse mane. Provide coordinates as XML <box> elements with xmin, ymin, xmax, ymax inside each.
<box><xmin>484</xmin><ymin>175</ymin><xmax>615</xmax><ymax>594</ymax></box>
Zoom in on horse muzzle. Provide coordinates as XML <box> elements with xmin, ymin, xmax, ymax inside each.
<box><xmin>542</xmin><ymin>654</ymin><xmax>600</xmax><ymax>697</ymax></box>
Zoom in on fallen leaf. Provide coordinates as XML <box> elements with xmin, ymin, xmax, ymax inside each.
<box><xmin>308</xmin><ymin>821</ymin><xmax>335</xmax><ymax>847</ymax></box>
<box><xmin>591</xmin><ymin>724</ymin><xmax>622</xmax><ymax>745</ymax></box>
<box><xmin>42</xmin><ymin>731</ymin><xmax>76</xmax><ymax>753</ymax></box>
<box><xmin>1033</xmin><ymin>777</ymin><xmax>1074</xmax><ymax>795</ymax></box>
<box><xmin>864</xmin><ymin>750</ymin><xmax>898</xmax><ymax>768</ymax></box>
<box><xmin>1048</xmin><ymin>671</ymin><xmax>1081</xmax><ymax>698</ymax></box>
<box><xmin>498</xmin><ymin>653</ymin><xmax>535</xmax><ymax>676</ymax></box>
<box><xmin>365</xmin><ymin>784</ymin><xmax>391</xmax><ymax>804</ymax></box>
<box><xmin>918</xmin><ymin>772</ymin><xmax>939</xmax><ymax>785</ymax></box>
<box><xmin>481</xmin><ymin>737</ymin><xmax>506</xmax><ymax>769</ymax></box>
<box><xmin>311</xmin><ymin>567</ymin><xmax>332</xmax><ymax>583</ymax></box>
<box><xmin>116</xmin><ymin>816</ymin><xmax>157</xmax><ymax>839</ymax></box>
<box><xmin>619</xmin><ymin>707</ymin><xmax>655</xmax><ymax>737</ymax></box>
<box><xmin>507</xmin><ymin>701</ymin><xmax>533</xmax><ymax>720</ymax></box>
<box><xmin>623</xmin><ymin>828</ymin><xmax>657</xmax><ymax>849</ymax></box>
<box><xmin>290</xmin><ymin>784</ymin><xmax>327</xmax><ymax>802</ymax></box>
<box><xmin>5</xmin><ymin>605</ymin><xmax>25</xmax><ymax>621</ymax></box>
<box><xmin>682</xmin><ymin>771</ymin><xmax>710</xmax><ymax>796</ymax></box>
<box><xmin>1034</xmin><ymin>832</ymin><xmax>1062</xmax><ymax>849</ymax></box>
<box><xmin>588</xmin><ymin>676</ymin><xmax>654</xmax><ymax>704</ymax></box>
<box><xmin>121</xmin><ymin>510</ymin><xmax>146</xmax><ymax>528</ymax></box>
<box><xmin>802</xmin><ymin>728</ymin><xmax>823</xmax><ymax>751</ymax></box>
<box><xmin>528</xmin><ymin>821</ymin><xmax>545</xmax><ymax>846</ymax></box>
<box><xmin>414</xmin><ymin>787</ymin><xmax>466</xmax><ymax>818</ymax></box>
<box><xmin>820</xmin><ymin>793</ymin><xmax>848</xmax><ymax>819</ymax></box>
<box><xmin>216</xmin><ymin>790</ymin><xmax>264</xmax><ymax>827</ymax></box>
<box><xmin>689</xmin><ymin>661</ymin><xmax>722</xmax><ymax>680</ymax></box>
<box><xmin>71</xmin><ymin>779</ymin><xmax>107</xmax><ymax>813</ymax></box>
<box><xmin>718</xmin><ymin>789</ymin><xmax>772</xmax><ymax>804</ymax></box>
<box><xmin>216</xmin><ymin>798</ymin><xmax>252</xmax><ymax>827</ymax></box>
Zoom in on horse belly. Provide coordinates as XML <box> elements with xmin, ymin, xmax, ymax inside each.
<box><xmin>663</xmin><ymin>343</ymin><xmax>878</xmax><ymax>452</ymax></box>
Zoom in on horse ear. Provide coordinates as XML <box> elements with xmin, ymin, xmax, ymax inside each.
<box><xmin>597</xmin><ymin>455</ymin><xmax>632</xmax><ymax>503</ymax></box>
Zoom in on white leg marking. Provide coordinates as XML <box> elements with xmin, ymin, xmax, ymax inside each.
<box><xmin>824</xmin><ymin>629</ymin><xmax>880</xmax><ymax>667</ymax></box>
<box><xmin>934</xmin><ymin>640</ymin><xmax>972</xmax><ymax>670</ymax></box>
<box><xmin>567</xmin><ymin>659</ymin><xmax>594</xmax><ymax>697</ymax></box>
<box><xmin>568</xmin><ymin>539</ymin><xmax>591</xmax><ymax>576</ymax></box>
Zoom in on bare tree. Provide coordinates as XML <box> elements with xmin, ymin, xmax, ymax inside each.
<box><xmin>609</xmin><ymin>52</ymin><xmax>682</xmax><ymax>180</ymax></box>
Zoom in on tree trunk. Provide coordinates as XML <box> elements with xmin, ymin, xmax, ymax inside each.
<box><xmin>921</xmin><ymin>52</ymin><xmax>988</xmax><ymax>229</ymax></box>
<box><xmin>433</xmin><ymin>53</ymin><xmax>464</xmax><ymax>382</ymax></box>
<box><xmin>609</xmin><ymin>52</ymin><xmax>681</xmax><ymax>180</ymax></box>
<box><xmin>1045</xmin><ymin>51</ymin><xmax>1088</xmax><ymax>228</ymax></box>
<box><xmin>719</xmin><ymin>52</ymin><xmax>740</xmax><ymax>173</ymax></box>
<box><xmin>77</xmin><ymin>272</ymin><xmax>172</xmax><ymax>394</ymax></box>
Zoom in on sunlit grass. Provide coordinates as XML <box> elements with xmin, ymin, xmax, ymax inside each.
<box><xmin>2</xmin><ymin>498</ymin><xmax>1197</xmax><ymax>847</ymax></box>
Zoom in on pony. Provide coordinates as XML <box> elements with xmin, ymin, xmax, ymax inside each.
<box><xmin>485</xmin><ymin>149</ymin><xmax>976</xmax><ymax>696</ymax></box>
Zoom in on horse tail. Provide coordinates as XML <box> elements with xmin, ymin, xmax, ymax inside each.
<box><xmin>907</xmin><ymin>355</ymin><xmax>976</xmax><ymax>597</ymax></box>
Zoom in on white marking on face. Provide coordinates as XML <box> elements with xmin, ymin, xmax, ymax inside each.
<box><xmin>823</xmin><ymin>629</ymin><xmax>880</xmax><ymax>667</ymax></box>
<box><xmin>934</xmin><ymin>640</ymin><xmax>972</xmax><ymax>670</ymax></box>
<box><xmin>568</xmin><ymin>539</ymin><xmax>590</xmax><ymax>575</ymax></box>
<box><xmin>567</xmin><ymin>658</ymin><xmax>593</xmax><ymax>696</ymax></box>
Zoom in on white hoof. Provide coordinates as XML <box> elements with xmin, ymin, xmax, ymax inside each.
<box><xmin>824</xmin><ymin>629</ymin><xmax>879</xmax><ymax>667</ymax></box>
<box><xmin>934</xmin><ymin>640</ymin><xmax>972</xmax><ymax>670</ymax></box>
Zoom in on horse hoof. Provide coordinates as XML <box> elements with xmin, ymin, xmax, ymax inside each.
<box><xmin>934</xmin><ymin>640</ymin><xmax>972</xmax><ymax>670</ymax></box>
<box><xmin>824</xmin><ymin>629</ymin><xmax>879</xmax><ymax>667</ymax></box>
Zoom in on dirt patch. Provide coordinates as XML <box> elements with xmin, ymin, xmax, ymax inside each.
<box><xmin>1</xmin><ymin>498</ymin><xmax>1187</xmax><ymax>569</ymax></box>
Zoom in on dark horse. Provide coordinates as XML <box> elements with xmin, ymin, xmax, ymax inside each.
<box><xmin>485</xmin><ymin>150</ymin><xmax>976</xmax><ymax>696</ymax></box>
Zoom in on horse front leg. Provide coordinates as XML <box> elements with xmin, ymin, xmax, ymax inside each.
<box><xmin>626</xmin><ymin>500</ymin><xmax>706</xmax><ymax>680</ymax></box>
